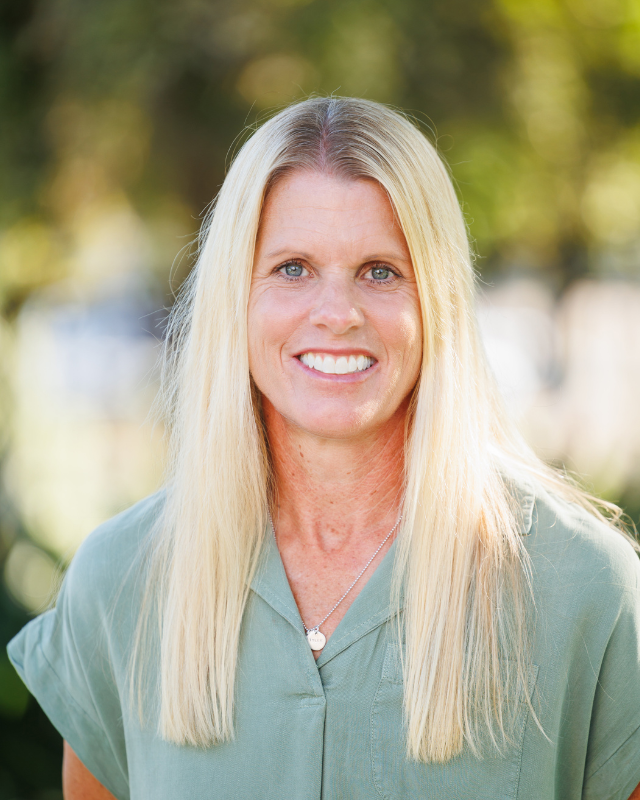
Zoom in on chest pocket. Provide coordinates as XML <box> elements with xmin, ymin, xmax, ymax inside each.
<box><xmin>370</xmin><ymin>643</ymin><xmax>537</xmax><ymax>800</ymax></box>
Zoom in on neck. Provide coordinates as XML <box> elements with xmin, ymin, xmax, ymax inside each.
<box><xmin>264</xmin><ymin>398</ymin><xmax>407</xmax><ymax>553</ymax></box>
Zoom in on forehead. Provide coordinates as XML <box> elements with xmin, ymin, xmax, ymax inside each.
<box><xmin>256</xmin><ymin>171</ymin><xmax>410</xmax><ymax>261</ymax></box>
<box><xmin>263</xmin><ymin>169</ymin><xmax>392</xmax><ymax>209</ymax></box>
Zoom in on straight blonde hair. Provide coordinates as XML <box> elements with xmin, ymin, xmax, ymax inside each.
<box><xmin>133</xmin><ymin>96</ymin><xmax>629</xmax><ymax>762</ymax></box>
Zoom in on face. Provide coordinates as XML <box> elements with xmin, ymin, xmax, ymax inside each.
<box><xmin>248</xmin><ymin>170</ymin><xmax>423</xmax><ymax>440</ymax></box>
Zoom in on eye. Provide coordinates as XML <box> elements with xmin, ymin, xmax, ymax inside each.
<box><xmin>371</xmin><ymin>266</ymin><xmax>391</xmax><ymax>281</ymax></box>
<box><xmin>278</xmin><ymin>261</ymin><xmax>308</xmax><ymax>278</ymax></box>
<box><xmin>364</xmin><ymin>264</ymin><xmax>397</xmax><ymax>283</ymax></box>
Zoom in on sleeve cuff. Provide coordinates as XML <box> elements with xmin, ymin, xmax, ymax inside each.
<box><xmin>7</xmin><ymin>625</ymin><xmax>129</xmax><ymax>800</ymax></box>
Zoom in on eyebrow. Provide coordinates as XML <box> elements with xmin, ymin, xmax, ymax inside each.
<box><xmin>264</xmin><ymin>248</ymin><xmax>314</xmax><ymax>260</ymax></box>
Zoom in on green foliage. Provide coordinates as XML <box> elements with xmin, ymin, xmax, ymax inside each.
<box><xmin>1</xmin><ymin>0</ymin><xmax>640</xmax><ymax>301</ymax></box>
<box><xmin>0</xmin><ymin>654</ymin><xmax>29</xmax><ymax>718</ymax></box>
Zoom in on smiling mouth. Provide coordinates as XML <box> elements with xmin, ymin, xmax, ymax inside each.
<box><xmin>298</xmin><ymin>352</ymin><xmax>376</xmax><ymax>375</ymax></box>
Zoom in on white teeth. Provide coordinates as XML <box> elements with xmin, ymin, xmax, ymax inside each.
<box><xmin>299</xmin><ymin>352</ymin><xmax>373</xmax><ymax>374</ymax></box>
<box><xmin>335</xmin><ymin>356</ymin><xmax>348</xmax><ymax>374</ymax></box>
<box><xmin>323</xmin><ymin>356</ymin><xmax>336</xmax><ymax>374</ymax></box>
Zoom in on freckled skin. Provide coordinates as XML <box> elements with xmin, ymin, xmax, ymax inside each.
<box><xmin>248</xmin><ymin>171</ymin><xmax>422</xmax><ymax>656</ymax></box>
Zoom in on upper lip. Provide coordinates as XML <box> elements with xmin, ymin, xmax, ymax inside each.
<box><xmin>293</xmin><ymin>347</ymin><xmax>377</xmax><ymax>359</ymax></box>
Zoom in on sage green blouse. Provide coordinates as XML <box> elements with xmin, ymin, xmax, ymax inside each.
<box><xmin>8</xmin><ymin>482</ymin><xmax>640</xmax><ymax>800</ymax></box>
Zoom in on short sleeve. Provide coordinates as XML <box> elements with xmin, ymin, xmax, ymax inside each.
<box><xmin>5</xmin><ymin>493</ymin><xmax>162</xmax><ymax>800</ymax></box>
<box><xmin>583</xmin><ymin>552</ymin><xmax>640</xmax><ymax>800</ymax></box>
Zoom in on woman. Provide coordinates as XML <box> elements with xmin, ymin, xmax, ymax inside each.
<box><xmin>8</xmin><ymin>97</ymin><xmax>640</xmax><ymax>800</ymax></box>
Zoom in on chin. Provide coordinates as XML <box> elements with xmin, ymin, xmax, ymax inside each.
<box><xmin>289</xmin><ymin>406</ymin><xmax>380</xmax><ymax>440</ymax></box>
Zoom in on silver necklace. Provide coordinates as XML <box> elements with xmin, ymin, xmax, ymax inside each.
<box><xmin>269</xmin><ymin>512</ymin><xmax>401</xmax><ymax>651</ymax></box>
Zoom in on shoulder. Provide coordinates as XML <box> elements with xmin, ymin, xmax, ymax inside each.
<box><xmin>62</xmin><ymin>490</ymin><xmax>165</xmax><ymax>615</ymax></box>
<box><xmin>524</xmin><ymin>482</ymin><xmax>639</xmax><ymax>614</ymax></box>
<box><xmin>3</xmin><ymin>500</ymin><xmax>161</xmax><ymax>800</ymax></box>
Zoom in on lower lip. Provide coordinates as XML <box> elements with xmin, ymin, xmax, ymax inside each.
<box><xmin>293</xmin><ymin>357</ymin><xmax>377</xmax><ymax>381</ymax></box>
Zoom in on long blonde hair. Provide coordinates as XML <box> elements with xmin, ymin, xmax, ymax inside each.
<box><xmin>134</xmin><ymin>96</ymin><xmax>628</xmax><ymax>762</ymax></box>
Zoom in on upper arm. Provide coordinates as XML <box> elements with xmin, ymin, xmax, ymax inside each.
<box><xmin>63</xmin><ymin>742</ymin><xmax>117</xmax><ymax>800</ymax></box>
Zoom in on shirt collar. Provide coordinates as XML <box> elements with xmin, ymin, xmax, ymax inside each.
<box><xmin>250</xmin><ymin>531</ymin><xmax>400</xmax><ymax>667</ymax></box>
<box><xmin>509</xmin><ymin>474</ymin><xmax>536</xmax><ymax>536</ymax></box>
<box><xmin>250</xmin><ymin>477</ymin><xmax>535</xmax><ymax>665</ymax></box>
<box><xmin>250</xmin><ymin>530</ymin><xmax>303</xmax><ymax>633</ymax></box>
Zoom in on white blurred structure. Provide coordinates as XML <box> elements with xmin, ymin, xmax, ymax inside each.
<box><xmin>2</xmin><ymin>193</ymin><xmax>186</xmax><ymax>610</ymax></box>
<box><xmin>478</xmin><ymin>278</ymin><xmax>640</xmax><ymax>497</ymax></box>
<box><xmin>5</xmin><ymin>203</ymin><xmax>167</xmax><ymax>609</ymax></box>
<box><xmin>9</xmin><ymin>276</ymin><xmax>165</xmax><ymax>560</ymax></box>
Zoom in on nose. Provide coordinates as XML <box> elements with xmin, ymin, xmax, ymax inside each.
<box><xmin>308</xmin><ymin>275</ymin><xmax>365</xmax><ymax>334</ymax></box>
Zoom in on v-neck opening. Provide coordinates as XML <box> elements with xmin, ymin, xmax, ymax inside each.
<box><xmin>250</xmin><ymin>531</ymin><xmax>401</xmax><ymax>667</ymax></box>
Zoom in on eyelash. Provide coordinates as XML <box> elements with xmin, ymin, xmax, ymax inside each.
<box><xmin>276</xmin><ymin>260</ymin><xmax>400</xmax><ymax>284</ymax></box>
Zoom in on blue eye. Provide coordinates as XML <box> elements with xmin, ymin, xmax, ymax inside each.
<box><xmin>371</xmin><ymin>266</ymin><xmax>391</xmax><ymax>281</ymax></box>
<box><xmin>281</xmin><ymin>263</ymin><xmax>304</xmax><ymax>277</ymax></box>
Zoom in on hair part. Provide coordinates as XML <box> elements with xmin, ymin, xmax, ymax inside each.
<box><xmin>131</xmin><ymin>96</ymin><xmax>633</xmax><ymax>762</ymax></box>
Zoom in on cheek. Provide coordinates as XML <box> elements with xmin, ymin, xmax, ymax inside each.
<box><xmin>247</xmin><ymin>292</ymin><xmax>273</xmax><ymax>383</ymax></box>
<box><xmin>246</xmin><ymin>299</ymin><xmax>262</xmax><ymax>362</ymax></box>
<box><xmin>386</xmin><ymin>304</ymin><xmax>423</xmax><ymax>368</ymax></box>
<box><xmin>247</xmin><ymin>288</ymin><xmax>302</xmax><ymax>372</ymax></box>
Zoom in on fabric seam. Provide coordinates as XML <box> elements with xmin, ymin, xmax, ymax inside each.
<box><xmin>37</xmin><ymin>640</ymin><xmax>129</xmax><ymax>790</ymax></box>
<box><xmin>585</xmin><ymin>716</ymin><xmax>640</xmax><ymax>781</ymax></box>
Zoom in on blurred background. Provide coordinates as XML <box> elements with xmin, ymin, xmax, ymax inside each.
<box><xmin>1</xmin><ymin>0</ymin><xmax>640</xmax><ymax>796</ymax></box>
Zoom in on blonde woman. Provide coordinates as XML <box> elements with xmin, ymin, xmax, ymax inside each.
<box><xmin>8</xmin><ymin>97</ymin><xmax>640</xmax><ymax>800</ymax></box>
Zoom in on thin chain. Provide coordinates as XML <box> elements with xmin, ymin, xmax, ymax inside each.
<box><xmin>269</xmin><ymin>512</ymin><xmax>401</xmax><ymax>634</ymax></box>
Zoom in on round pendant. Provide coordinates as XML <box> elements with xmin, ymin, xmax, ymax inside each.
<box><xmin>306</xmin><ymin>629</ymin><xmax>326</xmax><ymax>651</ymax></box>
